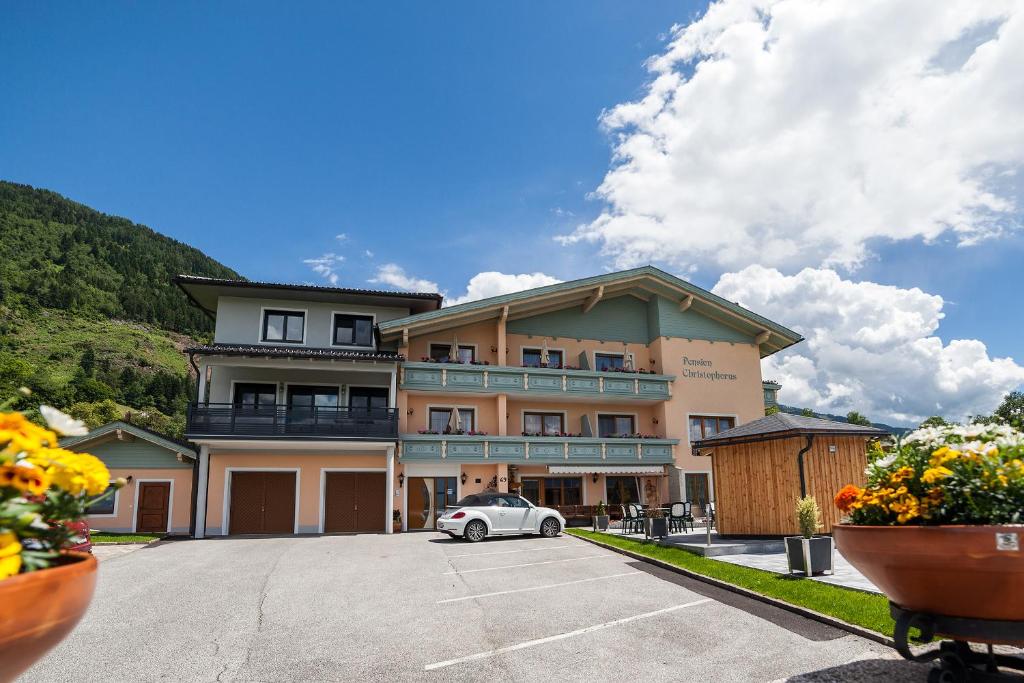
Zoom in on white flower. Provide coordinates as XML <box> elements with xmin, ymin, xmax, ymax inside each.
<box><xmin>865</xmin><ymin>452</ymin><xmax>897</xmax><ymax>476</ymax></box>
<box><xmin>39</xmin><ymin>405</ymin><xmax>89</xmax><ymax>436</ymax></box>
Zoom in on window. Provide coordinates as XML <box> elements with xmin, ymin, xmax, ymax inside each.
<box><xmin>287</xmin><ymin>386</ymin><xmax>340</xmax><ymax>408</ymax></box>
<box><xmin>522</xmin><ymin>348</ymin><xmax>564</xmax><ymax>368</ymax></box>
<box><xmin>429</xmin><ymin>343</ymin><xmax>475</xmax><ymax>363</ymax></box>
<box><xmin>595</xmin><ymin>353</ymin><xmax>624</xmax><ymax>371</ymax></box>
<box><xmin>262</xmin><ymin>310</ymin><xmax>304</xmax><ymax>343</ymax></box>
<box><xmin>598</xmin><ymin>414</ymin><xmax>635</xmax><ymax>437</ymax></box>
<box><xmin>333</xmin><ymin>314</ymin><xmax>374</xmax><ymax>347</ymax></box>
<box><xmin>428</xmin><ymin>407</ymin><xmax>475</xmax><ymax>433</ymax></box>
<box><xmin>524</xmin><ymin>412</ymin><xmax>564</xmax><ymax>436</ymax></box>
<box><xmin>522</xmin><ymin>477</ymin><xmax>582</xmax><ymax>506</ymax></box>
<box><xmin>86</xmin><ymin>484</ymin><xmax>117</xmax><ymax>515</ymax></box>
<box><xmin>689</xmin><ymin>415</ymin><xmax>736</xmax><ymax>439</ymax></box>
<box><xmin>348</xmin><ymin>387</ymin><xmax>389</xmax><ymax>410</ymax></box>
<box><xmin>605</xmin><ymin>476</ymin><xmax>640</xmax><ymax>506</ymax></box>
<box><xmin>233</xmin><ymin>383</ymin><xmax>277</xmax><ymax>407</ymax></box>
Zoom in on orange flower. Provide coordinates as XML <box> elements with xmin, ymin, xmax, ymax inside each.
<box><xmin>834</xmin><ymin>484</ymin><xmax>862</xmax><ymax>513</ymax></box>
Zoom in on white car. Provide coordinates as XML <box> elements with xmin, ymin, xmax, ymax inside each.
<box><xmin>437</xmin><ymin>492</ymin><xmax>565</xmax><ymax>542</ymax></box>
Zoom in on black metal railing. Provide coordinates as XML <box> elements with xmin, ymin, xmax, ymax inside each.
<box><xmin>186</xmin><ymin>403</ymin><xmax>398</xmax><ymax>440</ymax></box>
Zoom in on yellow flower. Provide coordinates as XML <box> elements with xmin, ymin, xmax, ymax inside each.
<box><xmin>930</xmin><ymin>446</ymin><xmax>959</xmax><ymax>467</ymax></box>
<box><xmin>0</xmin><ymin>531</ymin><xmax>22</xmax><ymax>580</ymax></box>
<box><xmin>0</xmin><ymin>412</ymin><xmax>57</xmax><ymax>456</ymax></box>
<box><xmin>922</xmin><ymin>466</ymin><xmax>953</xmax><ymax>484</ymax></box>
<box><xmin>0</xmin><ymin>463</ymin><xmax>51</xmax><ymax>496</ymax></box>
<box><xmin>890</xmin><ymin>466</ymin><xmax>915</xmax><ymax>484</ymax></box>
<box><xmin>28</xmin><ymin>448</ymin><xmax>110</xmax><ymax>496</ymax></box>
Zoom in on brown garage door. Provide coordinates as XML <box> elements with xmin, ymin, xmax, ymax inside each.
<box><xmin>323</xmin><ymin>472</ymin><xmax>386</xmax><ymax>533</ymax></box>
<box><xmin>229</xmin><ymin>471</ymin><xmax>296</xmax><ymax>535</ymax></box>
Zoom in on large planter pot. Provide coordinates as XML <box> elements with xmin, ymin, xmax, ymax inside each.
<box><xmin>834</xmin><ymin>524</ymin><xmax>1024</xmax><ymax>621</ymax></box>
<box><xmin>592</xmin><ymin>515</ymin><xmax>610</xmax><ymax>531</ymax></box>
<box><xmin>785</xmin><ymin>536</ymin><xmax>834</xmax><ymax>576</ymax></box>
<box><xmin>0</xmin><ymin>552</ymin><xmax>97</xmax><ymax>682</ymax></box>
<box><xmin>645</xmin><ymin>517</ymin><xmax>668</xmax><ymax>539</ymax></box>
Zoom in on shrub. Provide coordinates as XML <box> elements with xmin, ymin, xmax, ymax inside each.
<box><xmin>795</xmin><ymin>495</ymin><xmax>821</xmax><ymax>538</ymax></box>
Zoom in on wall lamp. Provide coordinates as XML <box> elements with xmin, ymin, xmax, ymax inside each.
<box><xmin>407</xmin><ymin>408</ymin><xmax>414</xmax><ymax>415</ymax></box>
<box><xmin>398</xmin><ymin>473</ymin><xmax>404</xmax><ymax>488</ymax></box>
<box><xmin>461</xmin><ymin>472</ymin><xmax>468</xmax><ymax>485</ymax></box>
<box><xmin>592</xmin><ymin>474</ymin><xmax>599</xmax><ymax>484</ymax></box>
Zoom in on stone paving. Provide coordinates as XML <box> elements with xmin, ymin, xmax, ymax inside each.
<box><xmin>713</xmin><ymin>550</ymin><xmax>880</xmax><ymax>593</ymax></box>
<box><xmin>91</xmin><ymin>543</ymin><xmax>149</xmax><ymax>562</ymax></box>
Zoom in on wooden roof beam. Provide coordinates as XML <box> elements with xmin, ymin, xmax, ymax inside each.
<box><xmin>679</xmin><ymin>295</ymin><xmax>694</xmax><ymax>312</ymax></box>
<box><xmin>755</xmin><ymin>330</ymin><xmax>771</xmax><ymax>345</ymax></box>
<box><xmin>582</xmin><ymin>285</ymin><xmax>604</xmax><ymax>314</ymax></box>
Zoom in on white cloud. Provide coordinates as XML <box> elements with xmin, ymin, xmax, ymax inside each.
<box><xmin>446</xmin><ymin>272</ymin><xmax>563</xmax><ymax>307</ymax></box>
<box><xmin>335</xmin><ymin>233</ymin><xmax>348</xmax><ymax>242</ymax></box>
<box><xmin>303</xmin><ymin>252</ymin><xmax>344</xmax><ymax>285</ymax></box>
<box><xmin>561</xmin><ymin>0</ymin><xmax>1024</xmax><ymax>272</ymax></box>
<box><xmin>364</xmin><ymin>249</ymin><xmax>374</xmax><ymax>258</ymax></box>
<box><xmin>369</xmin><ymin>264</ymin><xmax>440</xmax><ymax>293</ymax></box>
<box><xmin>713</xmin><ymin>265</ymin><xmax>1024</xmax><ymax>424</ymax></box>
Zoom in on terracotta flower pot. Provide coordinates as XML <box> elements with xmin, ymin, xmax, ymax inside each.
<box><xmin>834</xmin><ymin>524</ymin><xmax>1024</xmax><ymax>621</ymax></box>
<box><xmin>0</xmin><ymin>552</ymin><xmax>97</xmax><ymax>682</ymax></box>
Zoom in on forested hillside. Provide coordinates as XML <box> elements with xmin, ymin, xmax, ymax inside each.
<box><xmin>0</xmin><ymin>181</ymin><xmax>242</xmax><ymax>436</ymax></box>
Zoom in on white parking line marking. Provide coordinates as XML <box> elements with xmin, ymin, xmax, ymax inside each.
<box><xmin>442</xmin><ymin>554</ymin><xmax>609</xmax><ymax>575</ymax></box>
<box><xmin>424</xmin><ymin>598</ymin><xmax>714</xmax><ymax>671</ymax></box>
<box><xmin>446</xmin><ymin>544</ymin><xmax>573</xmax><ymax>558</ymax></box>
<box><xmin>437</xmin><ymin>571</ymin><xmax>642</xmax><ymax>604</ymax></box>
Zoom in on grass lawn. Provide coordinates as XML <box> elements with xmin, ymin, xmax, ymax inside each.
<box><xmin>90</xmin><ymin>531</ymin><xmax>164</xmax><ymax>544</ymax></box>
<box><xmin>567</xmin><ymin>529</ymin><xmax>894</xmax><ymax>637</ymax></box>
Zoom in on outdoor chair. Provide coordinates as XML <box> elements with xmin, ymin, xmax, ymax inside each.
<box><xmin>668</xmin><ymin>502</ymin><xmax>694</xmax><ymax>533</ymax></box>
<box><xmin>620</xmin><ymin>504</ymin><xmax>641</xmax><ymax>535</ymax></box>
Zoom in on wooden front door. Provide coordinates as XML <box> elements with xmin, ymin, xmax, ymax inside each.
<box><xmin>136</xmin><ymin>482</ymin><xmax>170</xmax><ymax>533</ymax></box>
<box><xmin>323</xmin><ymin>472</ymin><xmax>386</xmax><ymax>533</ymax></box>
<box><xmin>229</xmin><ymin>472</ymin><xmax>296</xmax><ymax>535</ymax></box>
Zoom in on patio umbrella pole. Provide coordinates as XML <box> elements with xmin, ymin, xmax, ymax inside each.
<box><xmin>706</xmin><ymin>502</ymin><xmax>712</xmax><ymax>547</ymax></box>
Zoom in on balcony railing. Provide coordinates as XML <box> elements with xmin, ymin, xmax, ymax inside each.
<box><xmin>399</xmin><ymin>433</ymin><xmax>677</xmax><ymax>464</ymax></box>
<box><xmin>401</xmin><ymin>362</ymin><xmax>673</xmax><ymax>400</ymax></box>
<box><xmin>186</xmin><ymin>403</ymin><xmax>398</xmax><ymax>440</ymax></box>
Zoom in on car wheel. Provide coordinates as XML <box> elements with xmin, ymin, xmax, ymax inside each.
<box><xmin>540</xmin><ymin>517</ymin><xmax>561</xmax><ymax>538</ymax></box>
<box><xmin>464</xmin><ymin>520</ymin><xmax>487</xmax><ymax>543</ymax></box>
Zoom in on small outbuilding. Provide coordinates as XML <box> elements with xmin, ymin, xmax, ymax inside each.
<box><xmin>61</xmin><ymin>421</ymin><xmax>197</xmax><ymax>535</ymax></box>
<box><xmin>693</xmin><ymin>413</ymin><xmax>888</xmax><ymax>536</ymax></box>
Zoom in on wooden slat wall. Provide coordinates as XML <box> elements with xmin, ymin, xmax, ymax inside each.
<box><xmin>711</xmin><ymin>435</ymin><xmax>870</xmax><ymax>536</ymax></box>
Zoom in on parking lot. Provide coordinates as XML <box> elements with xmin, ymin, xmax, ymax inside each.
<box><xmin>22</xmin><ymin>532</ymin><xmax>923</xmax><ymax>682</ymax></box>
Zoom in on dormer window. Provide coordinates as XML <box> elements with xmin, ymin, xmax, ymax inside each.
<box><xmin>262</xmin><ymin>309</ymin><xmax>305</xmax><ymax>344</ymax></box>
<box><xmin>333</xmin><ymin>314</ymin><xmax>375</xmax><ymax>347</ymax></box>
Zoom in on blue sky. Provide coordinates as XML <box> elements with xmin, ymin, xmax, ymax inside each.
<box><xmin>2</xmin><ymin>1</ymin><xmax>1022</xmax><ymax>423</ymax></box>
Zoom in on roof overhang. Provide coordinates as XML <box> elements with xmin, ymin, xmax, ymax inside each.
<box><xmin>694</xmin><ymin>428</ymin><xmax>887</xmax><ymax>450</ymax></box>
<box><xmin>378</xmin><ymin>266</ymin><xmax>803</xmax><ymax>358</ymax></box>
<box><xmin>60</xmin><ymin>421</ymin><xmax>197</xmax><ymax>458</ymax></box>
<box><xmin>174</xmin><ymin>275</ymin><xmax>443</xmax><ymax>319</ymax></box>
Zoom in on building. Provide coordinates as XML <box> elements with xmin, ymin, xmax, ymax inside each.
<box><xmin>693</xmin><ymin>413</ymin><xmax>887</xmax><ymax>536</ymax></box>
<box><xmin>762</xmin><ymin>380</ymin><xmax>781</xmax><ymax>409</ymax></box>
<box><xmin>177</xmin><ymin>266</ymin><xmax>802</xmax><ymax>536</ymax></box>
<box><xmin>61</xmin><ymin>421</ymin><xmax>197</xmax><ymax>535</ymax></box>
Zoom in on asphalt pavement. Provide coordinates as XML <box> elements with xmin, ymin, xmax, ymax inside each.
<box><xmin>20</xmin><ymin>532</ymin><xmax>929</xmax><ymax>682</ymax></box>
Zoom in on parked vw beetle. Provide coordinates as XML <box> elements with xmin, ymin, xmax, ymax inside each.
<box><xmin>437</xmin><ymin>492</ymin><xmax>565</xmax><ymax>542</ymax></box>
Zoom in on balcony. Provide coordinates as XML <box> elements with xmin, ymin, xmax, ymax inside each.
<box><xmin>186</xmin><ymin>403</ymin><xmax>398</xmax><ymax>440</ymax></box>
<box><xmin>400</xmin><ymin>362</ymin><xmax>673</xmax><ymax>401</ymax></box>
<box><xmin>399</xmin><ymin>433</ymin><xmax>677</xmax><ymax>465</ymax></box>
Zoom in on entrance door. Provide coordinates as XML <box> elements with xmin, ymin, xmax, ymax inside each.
<box><xmin>136</xmin><ymin>482</ymin><xmax>170</xmax><ymax>533</ymax></box>
<box><xmin>685</xmin><ymin>473</ymin><xmax>711</xmax><ymax>517</ymax></box>
<box><xmin>407</xmin><ymin>476</ymin><xmax>458</xmax><ymax>530</ymax></box>
<box><xmin>229</xmin><ymin>472</ymin><xmax>296</xmax><ymax>534</ymax></box>
<box><xmin>323</xmin><ymin>472</ymin><xmax>386</xmax><ymax>533</ymax></box>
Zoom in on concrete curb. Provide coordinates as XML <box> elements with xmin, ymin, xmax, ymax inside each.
<box><xmin>567</xmin><ymin>530</ymin><xmax>895</xmax><ymax>649</ymax></box>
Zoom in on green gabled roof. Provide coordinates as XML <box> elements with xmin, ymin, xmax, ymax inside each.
<box><xmin>60</xmin><ymin>420</ymin><xmax>197</xmax><ymax>458</ymax></box>
<box><xmin>378</xmin><ymin>266</ymin><xmax>803</xmax><ymax>356</ymax></box>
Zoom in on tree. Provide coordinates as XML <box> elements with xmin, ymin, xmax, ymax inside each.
<box><xmin>919</xmin><ymin>416</ymin><xmax>949</xmax><ymax>429</ymax></box>
<box><xmin>78</xmin><ymin>346</ymin><xmax>95</xmax><ymax>377</ymax></box>
<box><xmin>846</xmin><ymin>411</ymin><xmax>872</xmax><ymax>427</ymax></box>
<box><xmin>800</xmin><ymin>408</ymin><xmax>815</xmax><ymax>417</ymax></box>
<box><xmin>994</xmin><ymin>391</ymin><xmax>1024</xmax><ymax>427</ymax></box>
<box><xmin>67</xmin><ymin>399</ymin><xmax>122</xmax><ymax>429</ymax></box>
<box><xmin>765</xmin><ymin>405</ymin><xmax>780</xmax><ymax>416</ymax></box>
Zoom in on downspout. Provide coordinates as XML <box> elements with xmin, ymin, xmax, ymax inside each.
<box><xmin>188</xmin><ymin>452</ymin><xmax>199</xmax><ymax>537</ymax></box>
<box><xmin>796</xmin><ymin>434</ymin><xmax>814</xmax><ymax>498</ymax></box>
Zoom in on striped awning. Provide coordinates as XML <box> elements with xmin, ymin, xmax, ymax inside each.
<box><xmin>548</xmin><ymin>465</ymin><xmax>666</xmax><ymax>475</ymax></box>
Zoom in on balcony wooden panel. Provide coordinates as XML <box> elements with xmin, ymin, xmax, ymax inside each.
<box><xmin>398</xmin><ymin>434</ymin><xmax>678</xmax><ymax>465</ymax></box>
<box><xmin>400</xmin><ymin>362</ymin><xmax>673</xmax><ymax>401</ymax></box>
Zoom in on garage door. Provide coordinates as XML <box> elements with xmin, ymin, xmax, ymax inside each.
<box><xmin>229</xmin><ymin>471</ymin><xmax>296</xmax><ymax>535</ymax></box>
<box><xmin>323</xmin><ymin>472</ymin><xmax>386</xmax><ymax>533</ymax></box>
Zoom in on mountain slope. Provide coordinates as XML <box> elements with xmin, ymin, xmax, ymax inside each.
<box><xmin>0</xmin><ymin>181</ymin><xmax>241</xmax><ymax>435</ymax></box>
